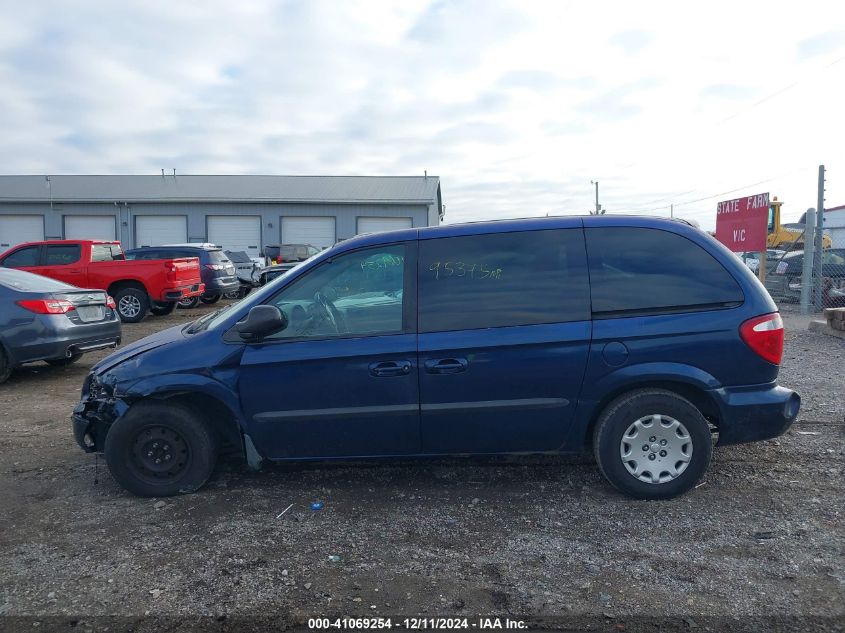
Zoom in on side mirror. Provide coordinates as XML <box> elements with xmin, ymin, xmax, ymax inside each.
<box><xmin>236</xmin><ymin>305</ymin><xmax>287</xmax><ymax>341</ymax></box>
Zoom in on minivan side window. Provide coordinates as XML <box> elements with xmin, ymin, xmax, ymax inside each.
<box><xmin>44</xmin><ymin>244</ymin><xmax>81</xmax><ymax>265</ymax></box>
<box><xmin>585</xmin><ymin>227</ymin><xmax>743</xmax><ymax>315</ymax></box>
<box><xmin>266</xmin><ymin>244</ymin><xmax>408</xmax><ymax>340</ymax></box>
<box><xmin>418</xmin><ymin>229</ymin><xmax>590</xmax><ymax>333</ymax></box>
<box><xmin>2</xmin><ymin>246</ymin><xmax>40</xmax><ymax>268</ymax></box>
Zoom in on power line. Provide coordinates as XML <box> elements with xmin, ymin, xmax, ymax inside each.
<box><xmin>718</xmin><ymin>53</ymin><xmax>845</xmax><ymax>125</ymax></box>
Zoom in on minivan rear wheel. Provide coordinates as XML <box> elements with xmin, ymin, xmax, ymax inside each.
<box><xmin>593</xmin><ymin>389</ymin><xmax>712</xmax><ymax>499</ymax></box>
<box><xmin>104</xmin><ymin>401</ymin><xmax>218</xmax><ymax>497</ymax></box>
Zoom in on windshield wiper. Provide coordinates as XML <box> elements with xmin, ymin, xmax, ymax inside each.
<box><xmin>186</xmin><ymin>304</ymin><xmax>231</xmax><ymax>333</ymax></box>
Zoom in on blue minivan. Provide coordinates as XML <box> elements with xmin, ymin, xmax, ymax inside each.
<box><xmin>72</xmin><ymin>216</ymin><xmax>800</xmax><ymax>499</ymax></box>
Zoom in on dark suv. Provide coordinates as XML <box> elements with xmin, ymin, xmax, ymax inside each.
<box><xmin>74</xmin><ymin>216</ymin><xmax>799</xmax><ymax>499</ymax></box>
<box><xmin>125</xmin><ymin>244</ymin><xmax>239</xmax><ymax>310</ymax></box>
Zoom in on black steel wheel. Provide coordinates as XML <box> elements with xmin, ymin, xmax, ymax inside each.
<box><xmin>104</xmin><ymin>401</ymin><xmax>218</xmax><ymax>497</ymax></box>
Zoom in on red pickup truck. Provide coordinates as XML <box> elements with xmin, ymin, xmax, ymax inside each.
<box><xmin>0</xmin><ymin>240</ymin><xmax>205</xmax><ymax>323</ymax></box>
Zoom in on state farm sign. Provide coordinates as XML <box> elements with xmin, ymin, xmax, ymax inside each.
<box><xmin>715</xmin><ymin>192</ymin><xmax>769</xmax><ymax>252</ymax></box>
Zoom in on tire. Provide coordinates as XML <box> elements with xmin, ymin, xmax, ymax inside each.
<box><xmin>150</xmin><ymin>302</ymin><xmax>177</xmax><ymax>316</ymax></box>
<box><xmin>47</xmin><ymin>352</ymin><xmax>83</xmax><ymax>367</ymax></box>
<box><xmin>200</xmin><ymin>294</ymin><xmax>221</xmax><ymax>305</ymax></box>
<box><xmin>593</xmin><ymin>389</ymin><xmax>712</xmax><ymax>500</ymax></box>
<box><xmin>223</xmin><ymin>289</ymin><xmax>241</xmax><ymax>300</ymax></box>
<box><xmin>114</xmin><ymin>287</ymin><xmax>150</xmax><ymax>323</ymax></box>
<box><xmin>0</xmin><ymin>347</ymin><xmax>12</xmax><ymax>384</ymax></box>
<box><xmin>177</xmin><ymin>296</ymin><xmax>200</xmax><ymax>309</ymax></box>
<box><xmin>104</xmin><ymin>401</ymin><xmax>218</xmax><ymax>497</ymax></box>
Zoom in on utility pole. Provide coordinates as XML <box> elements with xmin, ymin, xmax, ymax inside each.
<box><xmin>590</xmin><ymin>180</ymin><xmax>602</xmax><ymax>215</ymax></box>
<box><xmin>813</xmin><ymin>165</ymin><xmax>825</xmax><ymax>310</ymax></box>
<box><xmin>670</xmin><ymin>203</ymin><xmax>674</xmax><ymax>219</ymax></box>
<box><xmin>800</xmin><ymin>208</ymin><xmax>816</xmax><ymax>314</ymax></box>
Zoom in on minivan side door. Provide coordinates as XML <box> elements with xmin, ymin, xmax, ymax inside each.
<box><xmin>237</xmin><ymin>241</ymin><xmax>420</xmax><ymax>459</ymax></box>
<box><xmin>417</xmin><ymin>228</ymin><xmax>593</xmax><ymax>454</ymax></box>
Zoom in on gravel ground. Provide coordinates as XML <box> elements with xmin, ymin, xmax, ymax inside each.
<box><xmin>0</xmin><ymin>303</ymin><xmax>843</xmax><ymax>631</ymax></box>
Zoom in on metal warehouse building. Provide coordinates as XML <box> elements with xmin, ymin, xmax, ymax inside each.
<box><xmin>0</xmin><ymin>174</ymin><xmax>443</xmax><ymax>259</ymax></box>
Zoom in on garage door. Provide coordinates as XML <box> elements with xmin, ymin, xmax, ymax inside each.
<box><xmin>207</xmin><ymin>216</ymin><xmax>262</xmax><ymax>259</ymax></box>
<box><xmin>280</xmin><ymin>216</ymin><xmax>336</xmax><ymax>250</ymax></box>
<box><xmin>64</xmin><ymin>215</ymin><xmax>116</xmax><ymax>241</ymax></box>
<box><xmin>135</xmin><ymin>216</ymin><xmax>187</xmax><ymax>247</ymax></box>
<box><xmin>356</xmin><ymin>217</ymin><xmax>413</xmax><ymax>235</ymax></box>
<box><xmin>0</xmin><ymin>215</ymin><xmax>44</xmax><ymax>250</ymax></box>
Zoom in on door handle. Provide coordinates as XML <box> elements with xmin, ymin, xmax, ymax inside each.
<box><xmin>369</xmin><ymin>360</ymin><xmax>411</xmax><ymax>377</ymax></box>
<box><xmin>424</xmin><ymin>358</ymin><xmax>468</xmax><ymax>374</ymax></box>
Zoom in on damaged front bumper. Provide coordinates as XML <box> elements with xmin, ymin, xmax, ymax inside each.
<box><xmin>71</xmin><ymin>373</ymin><xmax>129</xmax><ymax>453</ymax></box>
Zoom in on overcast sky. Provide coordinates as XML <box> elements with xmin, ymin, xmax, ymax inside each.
<box><xmin>1</xmin><ymin>1</ymin><xmax>844</xmax><ymax>229</ymax></box>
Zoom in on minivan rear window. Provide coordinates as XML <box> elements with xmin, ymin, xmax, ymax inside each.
<box><xmin>585</xmin><ymin>227</ymin><xmax>743</xmax><ymax>315</ymax></box>
<box><xmin>418</xmin><ymin>229</ymin><xmax>590</xmax><ymax>332</ymax></box>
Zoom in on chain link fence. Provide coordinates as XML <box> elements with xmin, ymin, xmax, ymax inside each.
<box><xmin>751</xmin><ymin>238</ymin><xmax>845</xmax><ymax>313</ymax></box>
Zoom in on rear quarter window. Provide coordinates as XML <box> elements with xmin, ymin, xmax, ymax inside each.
<box><xmin>418</xmin><ymin>229</ymin><xmax>590</xmax><ymax>332</ymax></box>
<box><xmin>91</xmin><ymin>244</ymin><xmax>124</xmax><ymax>262</ymax></box>
<box><xmin>585</xmin><ymin>227</ymin><xmax>743</xmax><ymax>315</ymax></box>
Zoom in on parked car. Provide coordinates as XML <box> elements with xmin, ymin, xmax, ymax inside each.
<box><xmin>737</xmin><ymin>249</ymin><xmax>787</xmax><ymax>273</ymax></box>
<box><xmin>0</xmin><ymin>268</ymin><xmax>121</xmax><ymax>383</ymax></box>
<box><xmin>223</xmin><ymin>250</ymin><xmax>261</xmax><ymax>299</ymax></box>
<box><xmin>764</xmin><ymin>248</ymin><xmax>845</xmax><ymax>306</ymax></box>
<box><xmin>263</xmin><ymin>243</ymin><xmax>320</xmax><ymax>271</ymax></box>
<box><xmin>0</xmin><ymin>240</ymin><xmax>205</xmax><ymax>323</ymax></box>
<box><xmin>257</xmin><ymin>244</ymin><xmax>321</xmax><ymax>286</ymax></box>
<box><xmin>73</xmin><ymin>216</ymin><xmax>799</xmax><ymax>499</ymax></box>
<box><xmin>125</xmin><ymin>244</ymin><xmax>239</xmax><ymax>309</ymax></box>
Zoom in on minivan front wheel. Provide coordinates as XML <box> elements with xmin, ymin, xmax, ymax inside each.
<box><xmin>104</xmin><ymin>401</ymin><xmax>217</xmax><ymax>497</ymax></box>
<box><xmin>593</xmin><ymin>389</ymin><xmax>712</xmax><ymax>499</ymax></box>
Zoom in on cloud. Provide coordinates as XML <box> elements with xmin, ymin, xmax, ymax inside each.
<box><xmin>796</xmin><ymin>30</ymin><xmax>845</xmax><ymax>60</ymax></box>
<box><xmin>609</xmin><ymin>29</ymin><xmax>653</xmax><ymax>56</ymax></box>
<box><xmin>700</xmin><ymin>84</ymin><xmax>760</xmax><ymax>100</ymax></box>
<box><xmin>0</xmin><ymin>1</ymin><xmax>843</xmax><ymax>230</ymax></box>
<box><xmin>497</xmin><ymin>70</ymin><xmax>595</xmax><ymax>93</ymax></box>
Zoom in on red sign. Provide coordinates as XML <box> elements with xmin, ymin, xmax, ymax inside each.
<box><xmin>715</xmin><ymin>192</ymin><xmax>769</xmax><ymax>252</ymax></box>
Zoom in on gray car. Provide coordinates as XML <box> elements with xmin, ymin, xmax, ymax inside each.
<box><xmin>0</xmin><ymin>268</ymin><xmax>122</xmax><ymax>383</ymax></box>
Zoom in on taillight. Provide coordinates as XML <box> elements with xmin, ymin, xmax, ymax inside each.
<box><xmin>739</xmin><ymin>312</ymin><xmax>784</xmax><ymax>365</ymax></box>
<box><xmin>16</xmin><ymin>299</ymin><xmax>76</xmax><ymax>314</ymax></box>
<box><xmin>106</xmin><ymin>296</ymin><xmax>117</xmax><ymax>309</ymax></box>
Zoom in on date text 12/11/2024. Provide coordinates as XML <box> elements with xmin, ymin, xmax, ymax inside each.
<box><xmin>308</xmin><ymin>617</ymin><xmax>527</xmax><ymax>630</ymax></box>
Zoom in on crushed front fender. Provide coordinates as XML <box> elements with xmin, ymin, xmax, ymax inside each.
<box><xmin>71</xmin><ymin>377</ymin><xmax>131</xmax><ymax>453</ymax></box>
